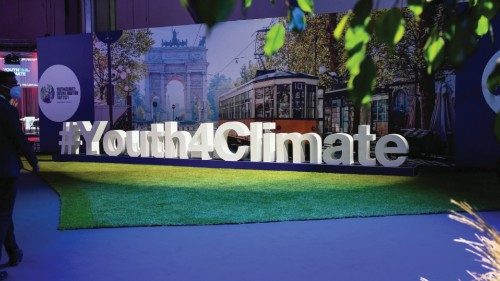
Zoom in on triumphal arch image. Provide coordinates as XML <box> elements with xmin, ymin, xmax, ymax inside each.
<box><xmin>145</xmin><ymin>29</ymin><xmax>209</xmax><ymax>123</ymax></box>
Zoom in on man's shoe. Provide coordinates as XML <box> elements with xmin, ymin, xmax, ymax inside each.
<box><xmin>6</xmin><ymin>248</ymin><xmax>22</xmax><ymax>267</ymax></box>
<box><xmin>0</xmin><ymin>271</ymin><xmax>7</xmax><ymax>281</ymax></box>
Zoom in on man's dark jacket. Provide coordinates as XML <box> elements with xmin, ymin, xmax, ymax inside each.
<box><xmin>0</xmin><ymin>96</ymin><xmax>37</xmax><ymax>177</ymax></box>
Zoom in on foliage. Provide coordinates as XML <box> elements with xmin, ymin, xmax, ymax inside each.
<box><xmin>207</xmin><ymin>73</ymin><xmax>233</xmax><ymax>120</ymax></box>
<box><xmin>178</xmin><ymin>0</ymin><xmax>498</xmax><ymax>107</ymax></box>
<box><xmin>264</xmin><ymin>23</ymin><xmax>286</xmax><ymax>56</ymax></box>
<box><xmin>297</xmin><ymin>0</ymin><xmax>314</xmax><ymax>14</ymax></box>
<box><xmin>236</xmin><ymin>60</ymin><xmax>260</xmax><ymax>86</ymax></box>
<box><xmin>264</xmin><ymin>14</ymin><xmax>339</xmax><ymax>90</ymax></box>
<box><xmin>421</xmin><ymin>200</ymin><xmax>500</xmax><ymax>280</ymax></box>
<box><xmin>93</xmin><ymin>29</ymin><xmax>154</xmax><ymax>100</ymax></box>
<box><xmin>375</xmin><ymin>8</ymin><xmax>405</xmax><ymax>47</ymax></box>
<box><xmin>262</xmin><ymin>8</ymin><xmax>450</xmax><ymax>117</ymax></box>
<box><xmin>181</xmin><ymin>0</ymin><xmax>236</xmax><ymax>29</ymax></box>
<box><xmin>449</xmin><ymin>200</ymin><xmax>500</xmax><ymax>281</ymax></box>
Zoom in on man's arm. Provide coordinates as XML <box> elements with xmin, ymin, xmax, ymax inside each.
<box><xmin>5</xmin><ymin>106</ymin><xmax>38</xmax><ymax>170</ymax></box>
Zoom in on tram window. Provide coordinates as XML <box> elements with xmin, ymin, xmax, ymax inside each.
<box><xmin>231</xmin><ymin>92</ymin><xmax>250</xmax><ymax>119</ymax></box>
<box><xmin>277</xmin><ymin>84</ymin><xmax>291</xmax><ymax>118</ymax></box>
<box><xmin>255</xmin><ymin>88</ymin><xmax>264</xmax><ymax>118</ymax></box>
<box><xmin>292</xmin><ymin>82</ymin><xmax>305</xmax><ymax>119</ymax></box>
<box><xmin>264</xmin><ymin>86</ymin><xmax>274</xmax><ymax>118</ymax></box>
<box><xmin>342</xmin><ymin>106</ymin><xmax>351</xmax><ymax>133</ymax></box>
<box><xmin>331</xmin><ymin>99</ymin><xmax>341</xmax><ymax>132</ymax></box>
<box><xmin>243</xmin><ymin>91</ymin><xmax>250</xmax><ymax>118</ymax></box>
<box><xmin>306</xmin><ymin>85</ymin><xmax>316</xmax><ymax>119</ymax></box>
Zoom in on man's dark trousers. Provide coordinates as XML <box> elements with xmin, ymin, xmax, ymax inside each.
<box><xmin>0</xmin><ymin>178</ymin><xmax>19</xmax><ymax>263</ymax></box>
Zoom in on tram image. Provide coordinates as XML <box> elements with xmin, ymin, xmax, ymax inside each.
<box><xmin>218</xmin><ymin>70</ymin><xmax>322</xmax><ymax>136</ymax></box>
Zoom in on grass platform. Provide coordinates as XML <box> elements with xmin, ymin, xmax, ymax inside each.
<box><xmin>35</xmin><ymin>158</ymin><xmax>500</xmax><ymax>230</ymax></box>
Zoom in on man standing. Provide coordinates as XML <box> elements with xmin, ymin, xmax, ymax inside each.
<box><xmin>0</xmin><ymin>71</ymin><xmax>39</xmax><ymax>280</ymax></box>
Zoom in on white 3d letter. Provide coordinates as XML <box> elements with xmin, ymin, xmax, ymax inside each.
<box><xmin>375</xmin><ymin>134</ymin><xmax>409</xmax><ymax>167</ymax></box>
<box><xmin>164</xmin><ymin>122</ymin><xmax>192</xmax><ymax>159</ymax></box>
<box><xmin>77</xmin><ymin>121</ymin><xmax>107</xmax><ymax>155</ymax></box>
<box><xmin>322</xmin><ymin>133</ymin><xmax>354</xmax><ymax>165</ymax></box>
<box><xmin>126</xmin><ymin>131</ymin><xmax>141</xmax><ymax>157</ymax></box>
<box><xmin>276</xmin><ymin>133</ymin><xmax>322</xmax><ymax>164</ymax></box>
<box><xmin>189</xmin><ymin>123</ymin><xmax>214</xmax><ymax>160</ymax></box>
<box><xmin>103</xmin><ymin>130</ymin><xmax>127</xmax><ymax>156</ymax></box>
<box><xmin>353</xmin><ymin>125</ymin><xmax>376</xmax><ymax>166</ymax></box>
<box><xmin>214</xmin><ymin>122</ymin><xmax>250</xmax><ymax>161</ymax></box>
<box><xmin>140</xmin><ymin>131</ymin><xmax>151</xmax><ymax>157</ymax></box>
<box><xmin>150</xmin><ymin>123</ymin><xmax>165</xmax><ymax>158</ymax></box>
<box><xmin>262</xmin><ymin>123</ymin><xmax>276</xmax><ymax>163</ymax></box>
<box><xmin>250</xmin><ymin>122</ymin><xmax>263</xmax><ymax>162</ymax></box>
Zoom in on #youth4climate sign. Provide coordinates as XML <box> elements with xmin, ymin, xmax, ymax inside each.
<box><xmin>59</xmin><ymin>121</ymin><xmax>410</xmax><ymax>167</ymax></box>
<box><xmin>38</xmin><ymin>65</ymin><xmax>81</xmax><ymax>122</ymax></box>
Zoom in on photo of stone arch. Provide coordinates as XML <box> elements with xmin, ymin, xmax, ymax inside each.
<box><xmin>145</xmin><ymin>29</ymin><xmax>208</xmax><ymax>123</ymax></box>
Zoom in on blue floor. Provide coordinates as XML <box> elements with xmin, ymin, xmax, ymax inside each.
<box><xmin>2</xmin><ymin>171</ymin><xmax>499</xmax><ymax>281</ymax></box>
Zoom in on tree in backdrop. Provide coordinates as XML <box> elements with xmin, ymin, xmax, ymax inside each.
<box><xmin>368</xmin><ymin>7</ymin><xmax>452</xmax><ymax>129</ymax></box>
<box><xmin>207</xmin><ymin>73</ymin><xmax>233</xmax><ymax>120</ymax></box>
<box><xmin>93</xmin><ymin>29</ymin><xmax>154</xmax><ymax>102</ymax></box>
<box><xmin>265</xmin><ymin>15</ymin><xmax>336</xmax><ymax>90</ymax></box>
<box><xmin>263</xmin><ymin>9</ymin><xmax>451</xmax><ymax>129</ymax></box>
<box><xmin>235</xmin><ymin>60</ymin><xmax>260</xmax><ymax>86</ymax></box>
<box><xmin>180</xmin><ymin>0</ymin><xmax>499</xmax><ymax>137</ymax></box>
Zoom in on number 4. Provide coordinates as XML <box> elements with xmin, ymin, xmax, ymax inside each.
<box><xmin>189</xmin><ymin>123</ymin><xmax>214</xmax><ymax>160</ymax></box>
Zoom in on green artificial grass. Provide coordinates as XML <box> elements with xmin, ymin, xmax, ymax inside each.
<box><xmin>36</xmin><ymin>158</ymin><xmax>500</xmax><ymax>230</ymax></box>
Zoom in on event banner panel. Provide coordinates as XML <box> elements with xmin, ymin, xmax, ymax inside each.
<box><xmin>37</xmin><ymin>34</ymin><xmax>95</xmax><ymax>153</ymax></box>
<box><xmin>455</xmin><ymin>17</ymin><xmax>500</xmax><ymax>167</ymax></box>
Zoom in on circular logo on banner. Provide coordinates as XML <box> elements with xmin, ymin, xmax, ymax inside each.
<box><xmin>481</xmin><ymin>50</ymin><xmax>500</xmax><ymax>113</ymax></box>
<box><xmin>38</xmin><ymin>65</ymin><xmax>81</xmax><ymax>122</ymax></box>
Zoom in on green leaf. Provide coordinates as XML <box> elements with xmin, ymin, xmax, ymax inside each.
<box><xmin>185</xmin><ymin>0</ymin><xmax>237</xmax><ymax>29</ymax></box>
<box><xmin>495</xmin><ymin>112</ymin><xmax>500</xmax><ymax>142</ymax></box>
<box><xmin>350</xmin><ymin>57</ymin><xmax>376</xmax><ymax>104</ymax></box>
<box><xmin>180</xmin><ymin>0</ymin><xmax>188</xmax><ymax>7</ymax></box>
<box><xmin>477</xmin><ymin>0</ymin><xmax>497</xmax><ymax>19</ymax></box>
<box><xmin>345</xmin><ymin>25</ymin><xmax>370</xmax><ymax>50</ymax></box>
<box><xmin>243</xmin><ymin>0</ymin><xmax>253</xmax><ymax>8</ymax></box>
<box><xmin>487</xmin><ymin>60</ymin><xmax>500</xmax><ymax>93</ymax></box>
<box><xmin>346</xmin><ymin>47</ymin><xmax>366</xmax><ymax>77</ymax></box>
<box><xmin>334</xmin><ymin>13</ymin><xmax>351</xmax><ymax>40</ymax></box>
<box><xmin>375</xmin><ymin>8</ymin><xmax>405</xmax><ymax>46</ymax></box>
<box><xmin>264</xmin><ymin>23</ymin><xmax>286</xmax><ymax>57</ymax></box>
<box><xmin>351</xmin><ymin>0</ymin><xmax>373</xmax><ymax>26</ymax></box>
<box><xmin>297</xmin><ymin>0</ymin><xmax>314</xmax><ymax>14</ymax></box>
<box><xmin>408</xmin><ymin>0</ymin><xmax>424</xmax><ymax>17</ymax></box>
<box><xmin>424</xmin><ymin>29</ymin><xmax>445</xmax><ymax>74</ymax></box>
<box><xmin>361</xmin><ymin>94</ymin><xmax>372</xmax><ymax>105</ymax></box>
<box><xmin>476</xmin><ymin>15</ymin><xmax>489</xmax><ymax>36</ymax></box>
<box><xmin>447</xmin><ymin>17</ymin><xmax>477</xmax><ymax>66</ymax></box>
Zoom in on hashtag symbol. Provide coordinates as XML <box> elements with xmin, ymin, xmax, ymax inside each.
<box><xmin>58</xmin><ymin>122</ymin><xmax>82</xmax><ymax>155</ymax></box>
